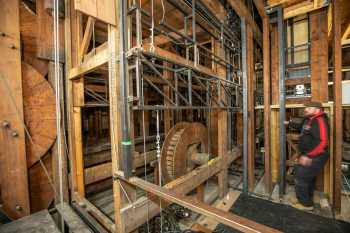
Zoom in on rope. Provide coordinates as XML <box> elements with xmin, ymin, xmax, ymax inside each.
<box><xmin>53</xmin><ymin>0</ymin><xmax>65</xmax><ymax>231</ymax></box>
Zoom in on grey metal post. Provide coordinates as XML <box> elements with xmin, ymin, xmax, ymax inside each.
<box><xmin>119</xmin><ymin>0</ymin><xmax>132</xmax><ymax>178</ymax></box>
<box><xmin>277</xmin><ymin>6</ymin><xmax>286</xmax><ymax>196</ymax></box>
<box><xmin>241</xmin><ymin>18</ymin><xmax>248</xmax><ymax>194</ymax></box>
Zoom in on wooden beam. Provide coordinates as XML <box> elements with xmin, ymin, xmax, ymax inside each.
<box><xmin>84</xmin><ymin>151</ymin><xmax>157</xmax><ymax>185</ymax></box>
<box><xmin>142</xmin><ymin>44</ymin><xmax>222</xmax><ymax>79</ymax></box>
<box><xmin>263</xmin><ymin>17</ymin><xmax>272</xmax><ymax>192</ymax></box>
<box><xmin>69</xmin><ymin>43</ymin><xmax>109</xmax><ymax>79</ymax></box>
<box><xmin>126</xmin><ymin>177</ymin><xmax>281</xmax><ymax>233</ymax></box>
<box><xmin>332</xmin><ymin>0</ymin><xmax>342</xmax><ymax>212</ymax></box>
<box><xmin>342</xmin><ymin>38</ymin><xmax>350</xmax><ymax>45</ymax></box>
<box><xmin>79</xmin><ymin>16</ymin><xmax>95</xmax><ymax>62</ymax></box>
<box><xmin>56</xmin><ymin>202</ymin><xmax>92</xmax><ymax>232</ymax></box>
<box><xmin>73</xmin><ymin>193</ymin><xmax>116</xmax><ymax>233</ymax></box>
<box><xmin>107</xmin><ymin>3</ymin><xmax>126</xmax><ymax>228</ymax></box>
<box><xmin>283</xmin><ymin>0</ymin><xmax>328</xmax><ymax>19</ymax></box>
<box><xmin>73</xmin><ymin>107</ymin><xmax>85</xmax><ymax>196</ymax></box>
<box><xmin>253</xmin><ymin>0</ymin><xmax>268</xmax><ymax>19</ymax></box>
<box><xmin>310</xmin><ymin>8</ymin><xmax>329</xmax><ymax>102</ymax></box>
<box><xmin>214</xmin><ymin>38</ymin><xmax>228</xmax><ymax>198</ymax></box>
<box><xmin>0</xmin><ymin>0</ymin><xmax>30</xmax><ymax>219</ymax></box>
<box><xmin>246</xmin><ymin>23</ymin><xmax>255</xmax><ymax>191</ymax></box>
<box><xmin>342</xmin><ymin>23</ymin><xmax>350</xmax><ymax>41</ymax></box>
<box><xmin>267</xmin><ymin>0</ymin><xmax>307</xmax><ymax>8</ymax></box>
<box><xmin>310</xmin><ymin>7</ymin><xmax>329</xmax><ymax>192</ymax></box>
<box><xmin>74</xmin><ymin>0</ymin><xmax>116</xmax><ymax>25</ymax></box>
<box><xmin>121</xmin><ymin>148</ymin><xmax>241</xmax><ymax>233</ymax></box>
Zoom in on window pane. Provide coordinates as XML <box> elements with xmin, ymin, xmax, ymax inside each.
<box><xmin>294</xmin><ymin>45</ymin><xmax>309</xmax><ymax>64</ymax></box>
<box><xmin>293</xmin><ymin>19</ymin><xmax>308</xmax><ymax>46</ymax></box>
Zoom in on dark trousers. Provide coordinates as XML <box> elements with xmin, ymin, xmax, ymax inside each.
<box><xmin>294</xmin><ymin>152</ymin><xmax>329</xmax><ymax>207</ymax></box>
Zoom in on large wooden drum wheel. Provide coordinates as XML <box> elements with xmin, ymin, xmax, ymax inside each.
<box><xmin>160</xmin><ymin>122</ymin><xmax>208</xmax><ymax>183</ymax></box>
<box><xmin>22</xmin><ymin>62</ymin><xmax>56</xmax><ymax>167</ymax></box>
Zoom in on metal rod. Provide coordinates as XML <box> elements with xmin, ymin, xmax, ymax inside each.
<box><xmin>277</xmin><ymin>6</ymin><xmax>286</xmax><ymax>197</ymax></box>
<box><xmin>192</xmin><ymin>0</ymin><xmax>198</xmax><ymax>66</ymax></box>
<box><xmin>132</xmin><ymin>105</ymin><xmax>241</xmax><ymax>111</ymax></box>
<box><xmin>119</xmin><ymin>0</ymin><xmax>133</xmax><ymax>178</ymax></box>
<box><xmin>141</xmin><ymin>57</ymin><xmax>190</xmax><ymax>104</ymax></box>
<box><xmin>241</xmin><ymin>18</ymin><xmax>248</xmax><ymax>194</ymax></box>
<box><xmin>188</xmin><ymin>69</ymin><xmax>192</xmax><ymax>105</ymax></box>
<box><xmin>142</xmin><ymin>76</ymin><xmax>176</xmax><ymax>105</ymax></box>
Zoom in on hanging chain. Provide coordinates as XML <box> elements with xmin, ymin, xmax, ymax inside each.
<box><xmin>155</xmin><ymin>109</ymin><xmax>163</xmax><ymax>232</ymax></box>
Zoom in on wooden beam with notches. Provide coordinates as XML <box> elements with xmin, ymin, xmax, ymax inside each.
<box><xmin>120</xmin><ymin>148</ymin><xmax>241</xmax><ymax>233</ymax></box>
<box><xmin>124</xmin><ymin>177</ymin><xmax>281</xmax><ymax>233</ymax></box>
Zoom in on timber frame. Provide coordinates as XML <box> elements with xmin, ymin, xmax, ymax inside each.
<box><xmin>63</xmin><ymin>0</ymin><xmax>281</xmax><ymax>232</ymax></box>
<box><xmin>64</xmin><ymin>0</ymin><xmax>345</xmax><ymax>232</ymax></box>
<box><xmin>262</xmin><ymin>0</ymin><xmax>344</xmax><ymax>211</ymax></box>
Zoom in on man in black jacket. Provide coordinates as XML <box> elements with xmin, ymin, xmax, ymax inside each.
<box><xmin>286</xmin><ymin>102</ymin><xmax>329</xmax><ymax>211</ymax></box>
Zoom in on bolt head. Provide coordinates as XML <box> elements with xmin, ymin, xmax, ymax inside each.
<box><xmin>2</xmin><ymin>121</ymin><xmax>9</xmax><ymax>128</ymax></box>
<box><xmin>12</xmin><ymin>131</ymin><xmax>18</xmax><ymax>137</ymax></box>
<box><xmin>78</xmin><ymin>202</ymin><xmax>86</xmax><ymax>208</ymax></box>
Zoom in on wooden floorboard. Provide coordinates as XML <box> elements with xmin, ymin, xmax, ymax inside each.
<box><xmin>56</xmin><ymin>202</ymin><xmax>92</xmax><ymax>233</ymax></box>
<box><xmin>0</xmin><ymin>210</ymin><xmax>60</xmax><ymax>233</ymax></box>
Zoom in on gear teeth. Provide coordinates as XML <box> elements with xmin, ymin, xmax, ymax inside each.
<box><xmin>164</xmin><ymin>128</ymin><xmax>185</xmax><ymax>180</ymax></box>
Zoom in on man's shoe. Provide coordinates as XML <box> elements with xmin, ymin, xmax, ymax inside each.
<box><xmin>291</xmin><ymin>202</ymin><xmax>314</xmax><ymax>211</ymax></box>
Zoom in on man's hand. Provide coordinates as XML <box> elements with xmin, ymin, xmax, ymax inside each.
<box><xmin>298</xmin><ymin>155</ymin><xmax>312</xmax><ymax>167</ymax></box>
<box><xmin>284</xmin><ymin>120</ymin><xmax>290</xmax><ymax>125</ymax></box>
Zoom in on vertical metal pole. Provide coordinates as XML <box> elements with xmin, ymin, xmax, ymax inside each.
<box><xmin>192</xmin><ymin>0</ymin><xmax>198</xmax><ymax>66</ymax></box>
<box><xmin>119</xmin><ymin>0</ymin><xmax>132</xmax><ymax>178</ymax></box>
<box><xmin>135</xmin><ymin>58</ymin><xmax>141</xmax><ymax>105</ymax></box>
<box><xmin>175</xmin><ymin>71</ymin><xmax>179</xmax><ymax>106</ymax></box>
<box><xmin>136</xmin><ymin>2</ymin><xmax>142</xmax><ymax>47</ymax></box>
<box><xmin>241</xmin><ymin>19</ymin><xmax>248</xmax><ymax>194</ymax></box>
<box><xmin>188</xmin><ymin>70</ymin><xmax>192</xmax><ymax>105</ymax></box>
<box><xmin>184</xmin><ymin>16</ymin><xmax>189</xmax><ymax>60</ymax></box>
<box><xmin>277</xmin><ymin>7</ymin><xmax>286</xmax><ymax>196</ymax></box>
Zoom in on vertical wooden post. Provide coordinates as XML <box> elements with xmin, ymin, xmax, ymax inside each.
<box><xmin>214</xmin><ymin>40</ymin><xmax>228</xmax><ymax>198</ymax></box>
<box><xmin>65</xmin><ymin>0</ymin><xmax>85</xmax><ymax>197</ymax></box>
<box><xmin>271</xmin><ymin>110</ymin><xmax>280</xmax><ymax>184</ymax></box>
<box><xmin>0</xmin><ymin>0</ymin><xmax>30</xmax><ymax>219</ymax></box>
<box><xmin>270</xmin><ymin>24</ymin><xmax>280</xmax><ymax>185</ymax></box>
<box><xmin>108</xmin><ymin>21</ymin><xmax>125</xmax><ymax>233</ymax></box>
<box><xmin>72</xmin><ymin>10</ymin><xmax>85</xmax><ymax>197</ymax></box>
<box><xmin>310</xmin><ymin>8</ymin><xmax>329</xmax><ymax>192</ymax></box>
<box><xmin>246</xmin><ymin>23</ymin><xmax>255</xmax><ymax>192</ymax></box>
<box><xmin>263</xmin><ymin>17</ymin><xmax>272</xmax><ymax>193</ymax></box>
<box><xmin>164</xmin><ymin>58</ymin><xmax>172</xmax><ymax>134</ymax></box>
<box><xmin>332</xmin><ymin>0</ymin><xmax>342</xmax><ymax>212</ymax></box>
<box><xmin>310</xmin><ymin>8</ymin><xmax>329</xmax><ymax>101</ymax></box>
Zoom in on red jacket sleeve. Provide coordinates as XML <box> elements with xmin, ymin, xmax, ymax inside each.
<box><xmin>307</xmin><ymin>117</ymin><xmax>328</xmax><ymax>157</ymax></box>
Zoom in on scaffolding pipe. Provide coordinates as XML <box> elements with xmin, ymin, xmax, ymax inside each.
<box><xmin>277</xmin><ymin>6</ymin><xmax>286</xmax><ymax>197</ymax></box>
<box><xmin>241</xmin><ymin>18</ymin><xmax>248</xmax><ymax>194</ymax></box>
<box><xmin>119</xmin><ymin>0</ymin><xmax>133</xmax><ymax>178</ymax></box>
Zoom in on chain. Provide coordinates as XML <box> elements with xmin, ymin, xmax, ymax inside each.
<box><xmin>156</xmin><ymin>109</ymin><xmax>163</xmax><ymax>232</ymax></box>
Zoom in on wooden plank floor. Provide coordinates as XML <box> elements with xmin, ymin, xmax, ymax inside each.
<box><xmin>88</xmin><ymin>188</ymin><xmax>115</xmax><ymax>219</ymax></box>
<box><xmin>0</xmin><ymin>210</ymin><xmax>60</xmax><ymax>233</ymax></box>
